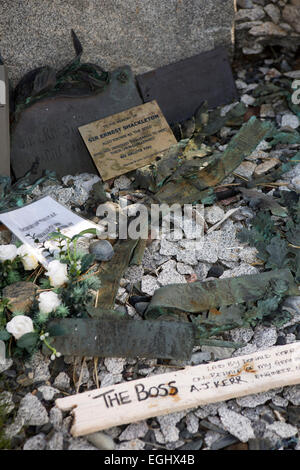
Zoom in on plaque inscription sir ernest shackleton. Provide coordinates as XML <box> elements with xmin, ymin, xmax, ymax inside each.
<box><xmin>79</xmin><ymin>100</ymin><xmax>177</xmax><ymax>180</ymax></box>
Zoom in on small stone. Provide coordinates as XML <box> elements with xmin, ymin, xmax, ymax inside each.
<box><xmin>264</xmin><ymin>4</ymin><xmax>280</xmax><ymax>24</ymax></box>
<box><xmin>23</xmin><ymin>433</ymin><xmax>47</xmax><ymax>450</ymax></box>
<box><xmin>159</xmin><ymin>238</ymin><xmax>178</xmax><ymax>256</ymax></box>
<box><xmin>104</xmin><ymin>357</ymin><xmax>126</xmax><ymax>374</ymax></box>
<box><xmin>134</xmin><ymin>302</ymin><xmax>149</xmax><ymax>315</ymax></box>
<box><xmin>157</xmin><ymin>266</ymin><xmax>186</xmax><ymax>286</ymax></box>
<box><xmin>254</xmin><ymin>157</ymin><xmax>280</xmax><ymax>176</ymax></box>
<box><xmin>98</xmin><ymin>372</ymin><xmax>123</xmax><ymax>388</ymax></box>
<box><xmin>0</xmin><ymin>391</ymin><xmax>14</xmax><ymax>414</ymax></box>
<box><xmin>124</xmin><ymin>265</ymin><xmax>144</xmax><ymax>283</ymax></box>
<box><xmin>2</xmin><ymin>282</ymin><xmax>37</xmax><ymax>314</ymax></box>
<box><xmin>68</xmin><ymin>437</ymin><xmax>98</xmax><ymax>450</ymax></box>
<box><xmin>235</xmin><ymin>161</ymin><xmax>257</xmax><ymax>178</ymax></box>
<box><xmin>260</xmin><ymin>103</ymin><xmax>275</xmax><ymax>118</ymax></box>
<box><xmin>176</xmin><ymin>249</ymin><xmax>198</xmax><ymax>266</ymax></box>
<box><xmin>119</xmin><ymin>421</ymin><xmax>148</xmax><ymax>441</ymax></box>
<box><xmin>194</xmin><ymin>403</ymin><xmax>220</xmax><ymax>419</ymax></box>
<box><xmin>49</xmin><ymin>407</ymin><xmax>63</xmax><ymax>431</ymax></box>
<box><xmin>242</xmin><ymin>43</ymin><xmax>264</xmax><ymax>55</ymax></box>
<box><xmin>18</xmin><ymin>393</ymin><xmax>49</xmax><ymax>426</ymax></box>
<box><xmin>113</xmin><ymin>175</ymin><xmax>132</xmax><ymax>190</ymax></box>
<box><xmin>282</xmin><ymin>5</ymin><xmax>300</xmax><ymax>33</ymax></box>
<box><xmin>204</xmin><ymin>431</ymin><xmax>223</xmax><ymax>449</ymax></box>
<box><xmin>218</xmin><ymin>405</ymin><xmax>255</xmax><ymax>443</ymax></box>
<box><xmin>46</xmin><ymin>432</ymin><xmax>64</xmax><ymax>450</ymax></box>
<box><xmin>62</xmin><ymin>173</ymin><xmax>101</xmax><ymax>194</ymax></box>
<box><xmin>238</xmin><ymin>247</ymin><xmax>259</xmax><ymax>264</ymax></box>
<box><xmin>0</xmin><ymin>358</ymin><xmax>13</xmax><ymax>374</ymax></box>
<box><xmin>232</xmin><ymin>343</ymin><xmax>258</xmax><ymax>357</ymax></box>
<box><xmin>281</xmin><ymin>113</ymin><xmax>300</xmax><ymax>129</ymax></box>
<box><xmin>176</xmin><ymin>262</ymin><xmax>194</xmax><ymax>275</ymax></box>
<box><xmin>236</xmin><ymin>391</ymin><xmax>275</xmax><ymax>408</ymax></box>
<box><xmin>220</xmin><ymin>264</ymin><xmax>259</xmax><ymax>279</ymax></box>
<box><xmin>190</xmin><ymin>351</ymin><xmax>211</xmax><ymax>365</ymax></box>
<box><xmin>249</xmin><ymin>22</ymin><xmax>287</xmax><ymax>36</ymax></box>
<box><xmin>157</xmin><ymin>411</ymin><xmax>185</xmax><ymax>443</ymax></box>
<box><xmin>141</xmin><ymin>275</ymin><xmax>159</xmax><ymax>296</ymax></box>
<box><xmin>241</xmin><ymin>94</ymin><xmax>256</xmax><ymax>106</ymax></box>
<box><xmin>37</xmin><ymin>385</ymin><xmax>60</xmax><ymax>401</ymax></box>
<box><xmin>201</xmin><ymin>346</ymin><xmax>235</xmax><ymax>360</ymax></box>
<box><xmin>53</xmin><ymin>372</ymin><xmax>71</xmax><ymax>391</ymax></box>
<box><xmin>116</xmin><ymin>439</ymin><xmax>145</xmax><ymax>450</ymax></box>
<box><xmin>0</xmin><ymin>228</ymin><xmax>11</xmax><ymax>244</ymax></box>
<box><xmin>230</xmin><ymin>327</ymin><xmax>254</xmax><ymax>343</ymax></box>
<box><xmin>86</xmin><ymin>432</ymin><xmax>115</xmax><ymax>450</ymax></box>
<box><xmin>89</xmin><ymin>239</ymin><xmax>114</xmax><ymax>261</ymax></box>
<box><xmin>237</xmin><ymin>0</ymin><xmax>253</xmax><ymax>8</ymax></box>
<box><xmin>236</xmin><ymin>6</ymin><xmax>265</xmax><ymax>21</ymax></box>
<box><xmin>283</xmin><ymin>386</ymin><xmax>300</xmax><ymax>405</ymax></box>
<box><xmin>253</xmin><ymin>325</ymin><xmax>277</xmax><ymax>348</ymax></box>
<box><xmin>186</xmin><ymin>413</ymin><xmax>199</xmax><ymax>434</ymax></box>
<box><xmin>267</xmin><ymin>422</ymin><xmax>298</xmax><ymax>438</ymax></box>
<box><xmin>205</xmin><ymin>206</ymin><xmax>225</xmax><ymax>225</ymax></box>
<box><xmin>272</xmin><ymin>395</ymin><xmax>289</xmax><ymax>407</ymax></box>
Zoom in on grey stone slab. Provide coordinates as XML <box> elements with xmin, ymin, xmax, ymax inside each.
<box><xmin>0</xmin><ymin>65</ymin><xmax>10</xmax><ymax>177</ymax></box>
<box><xmin>11</xmin><ymin>66</ymin><xmax>142</xmax><ymax>179</ymax></box>
<box><xmin>137</xmin><ymin>47</ymin><xmax>238</xmax><ymax>124</ymax></box>
<box><xmin>0</xmin><ymin>1</ymin><xmax>235</xmax><ymax>86</ymax></box>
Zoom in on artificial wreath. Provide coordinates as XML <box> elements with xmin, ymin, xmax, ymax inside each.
<box><xmin>0</xmin><ymin>229</ymin><xmax>100</xmax><ymax>360</ymax></box>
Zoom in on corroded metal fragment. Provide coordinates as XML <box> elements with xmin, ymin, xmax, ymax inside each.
<box><xmin>145</xmin><ymin>269</ymin><xmax>299</xmax><ymax>318</ymax></box>
<box><xmin>49</xmin><ymin>318</ymin><xmax>196</xmax><ymax>360</ymax></box>
<box><xmin>95</xmin><ymin>238</ymin><xmax>138</xmax><ymax>310</ymax></box>
<box><xmin>153</xmin><ymin>117</ymin><xmax>274</xmax><ymax>204</ymax></box>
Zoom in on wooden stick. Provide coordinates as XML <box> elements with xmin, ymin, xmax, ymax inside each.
<box><xmin>56</xmin><ymin>342</ymin><xmax>300</xmax><ymax>437</ymax></box>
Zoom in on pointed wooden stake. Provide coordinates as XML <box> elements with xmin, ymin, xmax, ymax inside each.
<box><xmin>56</xmin><ymin>343</ymin><xmax>300</xmax><ymax>437</ymax></box>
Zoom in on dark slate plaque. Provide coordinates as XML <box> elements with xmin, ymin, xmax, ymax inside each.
<box><xmin>11</xmin><ymin>66</ymin><xmax>143</xmax><ymax>179</ymax></box>
<box><xmin>136</xmin><ymin>47</ymin><xmax>238</xmax><ymax>125</ymax></box>
<box><xmin>49</xmin><ymin>318</ymin><xmax>196</xmax><ymax>360</ymax></box>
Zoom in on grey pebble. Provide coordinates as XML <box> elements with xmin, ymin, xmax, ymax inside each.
<box><xmin>53</xmin><ymin>371</ymin><xmax>71</xmax><ymax>391</ymax></box>
<box><xmin>17</xmin><ymin>393</ymin><xmax>49</xmax><ymax>427</ymax></box>
<box><xmin>134</xmin><ymin>301</ymin><xmax>149</xmax><ymax>315</ymax></box>
<box><xmin>89</xmin><ymin>240</ymin><xmax>114</xmax><ymax>261</ymax></box>
<box><xmin>23</xmin><ymin>433</ymin><xmax>47</xmax><ymax>450</ymax></box>
<box><xmin>86</xmin><ymin>432</ymin><xmax>115</xmax><ymax>450</ymax></box>
<box><xmin>46</xmin><ymin>432</ymin><xmax>64</xmax><ymax>450</ymax></box>
<box><xmin>49</xmin><ymin>407</ymin><xmax>63</xmax><ymax>431</ymax></box>
<box><xmin>218</xmin><ymin>405</ymin><xmax>255</xmax><ymax>442</ymax></box>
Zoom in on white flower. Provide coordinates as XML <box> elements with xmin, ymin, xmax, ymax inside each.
<box><xmin>0</xmin><ymin>244</ymin><xmax>17</xmax><ymax>262</ymax></box>
<box><xmin>45</xmin><ymin>260</ymin><xmax>68</xmax><ymax>287</ymax></box>
<box><xmin>6</xmin><ymin>315</ymin><xmax>34</xmax><ymax>340</ymax></box>
<box><xmin>17</xmin><ymin>244</ymin><xmax>39</xmax><ymax>270</ymax></box>
<box><xmin>38</xmin><ymin>291</ymin><xmax>61</xmax><ymax>315</ymax></box>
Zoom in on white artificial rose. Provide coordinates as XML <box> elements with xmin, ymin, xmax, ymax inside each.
<box><xmin>6</xmin><ymin>315</ymin><xmax>34</xmax><ymax>340</ymax></box>
<box><xmin>38</xmin><ymin>291</ymin><xmax>61</xmax><ymax>315</ymax></box>
<box><xmin>0</xmin><ymin>244</ymin><xmax>18</xmax><ymax>262</ymax></box>
<box><xmin>17</xmin><ymin>244</ymin><xmax>39</xmax><ymax>270</ymax></box>
<box><xmin>45</xmin><ymin>260</ymin><xmax>69</xmax><ymax>287</ymax></box>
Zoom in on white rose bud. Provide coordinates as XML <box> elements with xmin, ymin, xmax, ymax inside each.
<box><xmin>17</xmin><ymin>244</ymin><xmax>39</xmax><ymax>270</ymax></box>
<box><xmin>6</xmin><ymin>315</ymin><xmax>34</xmax><ymax>340</ymax></box>
<box><xmin>38</xmin><ymin>291</ymin><xmax>61</xmax><ymax>315</ymax></box>
<box><xmin>45</xmin><ymin>260</ymin><xmax>68</xmax><ymax>287</ymax></box>
<box><xmin>0</xmin><ymin>244</ymin><xmax>18</xmax><ymax>262</ymax></box>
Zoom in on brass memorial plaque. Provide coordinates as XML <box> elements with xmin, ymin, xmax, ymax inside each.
<box><xmin>79</xmin><ymin>100</ymin><xmax>177</xmax><ymax>180</ymax></box>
